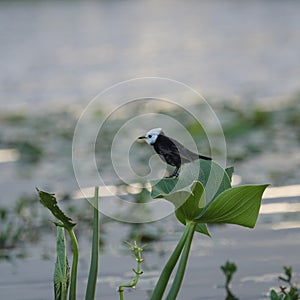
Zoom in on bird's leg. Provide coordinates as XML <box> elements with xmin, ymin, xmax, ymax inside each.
<box><xmin>166</xmin><ymin>166</ymin><xmax>180</xmax><ymax>178</ymax></box>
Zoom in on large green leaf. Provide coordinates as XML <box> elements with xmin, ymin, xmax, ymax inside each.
<box><xmin>151</xmin><ymin>160</ymin><xmax>231</xmax><ymax>202</ymax></box>
<box><xmin>195</xmin><ymin>184</ymin><xmax>269</xmax><ymax>228</ymax></box>
<box><xmin>150</xmin><ymin>161</ymin><xmax>232</xmax><ymax>237</ymax></box>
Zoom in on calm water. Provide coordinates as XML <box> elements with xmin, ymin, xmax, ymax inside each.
<box><xmin>1</xmin><ymin>0</ymin><xmax>300</xmax><ymax>110</ymax></box>
<box><xmin>1</xmin><ymin>211</ymin><xmax>300</xmax><ymax>300</ymax></box>
<box><xmin>1</xmin><ymin>1</ymin><xmax>300</xmax><ymax>299</ymax></box>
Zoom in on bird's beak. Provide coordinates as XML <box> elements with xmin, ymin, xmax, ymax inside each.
<box><xmin>138</xmin><ymin>135</ymin><xmax>146</xmax><ymax>140</ymax></box>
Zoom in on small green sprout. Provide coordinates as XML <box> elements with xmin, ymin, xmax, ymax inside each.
<box><xmin>220</xmin><ymin>261</ymin><xmax>239</xmax><ymax>300</ymax></box>
<box><xmin>118</xmin><ymin>241</ymin><xmax>144</xmax><ymax>300</ymax></box>
<box><xmin>221</xmin><ymin>261</ymin><xmax>237</xmax><ymax>289</ymax></box>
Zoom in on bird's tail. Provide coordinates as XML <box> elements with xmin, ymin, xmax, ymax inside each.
<box><xmin>198</xmin><ymin>154</ymin><xmax>212</xmax><ymax>161</ymax></box>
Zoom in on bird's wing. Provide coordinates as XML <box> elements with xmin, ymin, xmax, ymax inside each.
<box><xmin>155</xmin><ymin>135</ymin><xmax>180</xmax><ymax>157</ymax></box>
<box><xmin>168</xmin><ymin>137</ymin><xmax>200</xmax><ymax>163</ymax></box>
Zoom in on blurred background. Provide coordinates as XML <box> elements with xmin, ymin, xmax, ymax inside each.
<box><xmin>0</xmin><ymin>1</ymin><xmax>300</xmax><ymax>299</ymax></box>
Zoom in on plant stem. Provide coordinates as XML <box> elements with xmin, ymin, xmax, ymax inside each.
<box><xmin>149</xmin><ymin>224</ymin><xmax>190</xmax><ymax>300</ymax></box>
<box><xmin>119</xmin><ymin>290</ymin><xmax>125</xmax><ymax>300</ymax></box>
<box><xmin>118</xmin><ymin>242</ymin><xmax>144</xmax><ymax>300</ymax></box>
<box><xmin>166</xmin><ymin>221</ymin><xmax>196</xmax><ymax>300</ymax></box>
<box><xmin>68</xmin><ymin>228</ymin><xmax>79</xmax><ymax>300</ymax></box>
<box><xmin>85</xmin><ymin>187</ymin><xmax>99</xmax><ymax>300</ymax></box>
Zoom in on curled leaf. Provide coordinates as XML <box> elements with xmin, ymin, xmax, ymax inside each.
<box><xmin>36</xmin><ymin>188</ymin><xmax>76</xmax><ymax>230</ymax></box>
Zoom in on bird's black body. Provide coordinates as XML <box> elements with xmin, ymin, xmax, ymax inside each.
<box><xmin>152</xmin><ymin>134</ymin><xmax>211</xmax><ymax>178</ymax></box>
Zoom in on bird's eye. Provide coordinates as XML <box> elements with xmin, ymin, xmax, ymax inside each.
<box><xmin>148</xmin><ymin>135</ymin><xmax>152</xmax><ymax>138</ymax></box>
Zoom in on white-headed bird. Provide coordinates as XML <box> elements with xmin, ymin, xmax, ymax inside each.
<box><xmin>138</xmin><ymin>128</ymin><xmax>211</xmax><ymax>178</ymax></box>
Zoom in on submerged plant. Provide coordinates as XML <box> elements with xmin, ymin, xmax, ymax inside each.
<box><xmin>0</xmin><ymin>195</ymin><xmax>39</xmax><ymax>258</ymax></box>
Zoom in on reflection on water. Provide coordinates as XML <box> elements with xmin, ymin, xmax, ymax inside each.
<box><xmin>72</xmin><ymin>183</ymin><xmax>300</xmax><ymax>228</ymax></box>
<box><xmin>241</xmin><ymin>273</ymin><xmax>278</xmax><ymax>284</ymax></box>
<box><xmin>270</xmin><ymin>221</ymin><xmax>300</xmax><ymax>230</ymax></box>
<box><xmin>261</xmin><ymin>202</ymin><xmax>300</xmax><ymax>214</ymax></box>
<box><xmin>0</xmin><ymin>148</ymin><xmax>19</xmax><ymax>163</ymax></box>
<box><xmin>260</xmin><ymin>186</ymin><xmax>300</xmax><ymax>230</ymax></box>
<box><xmin>1</xmin><ymin>1</ymin><xmax>300</xmax><ymax>110</ymax></box>
<box><xmin>263</xmin><ymin>185</ymin><xmax>300</xmax><ymax>199</ymax></box>
<box><xmin>72</xmin><ymin>183</ymin><xmax>147</xmax><ymax>199</ymax></box>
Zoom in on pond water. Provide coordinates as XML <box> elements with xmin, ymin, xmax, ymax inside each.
<box><xmin>1</xmin><ymin>1</ymin><xmax>300</xmax><ymax>300</ymax></box>
<box><xmin>1</xmin><ymin>204</ymin><xmax>300</xmax><ymax>300</ymax></box>
<box><xmin>1</xmin><ymin>0</ymin><xmax>300</xmax><ymax>110</ymax></box>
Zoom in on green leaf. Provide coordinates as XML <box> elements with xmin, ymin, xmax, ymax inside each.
<box><xmin>151</xmin><ymin>160</ymin><xmax>231</xmax><ymax>202</ymax></box>
<box><xmin>54</xmin><ymin>225</ymin><xmax>70</xmax><ymax>300</ymax></box>
<box><xmin>174</xmin><ymin>181</ymin><xmax>206</xmax><ymax>223</ymax></box>
<box><xmin>151</xmin><ymin>177</ymin><xmax>179</xmax><ymax>199</ymax></box>
<box><xmin>270</xmin><ymin>290</ymin><xmax>280</xmax><ymax>300</ymax></box>
<box><xmin>36</xmin><ymin>188</ymin><xmax>76</xmax><ymax>230</ymax></box>
<box><xmin>153</xmin><ymin>180</ymin><xmax>211</xmax><ymax>237</ymax></box>
<box><xmin>225</xmin><ymin>166</ymin><xmax>234</xmax><ymax>183</ymax></box>
<box><xmin>195</xmin><ymin>223</ymin><xmax>211</xmax><ymax>236</ymax></box>
<box><xmin>196</xmin><ymin>184</ymin><xmax>269</xmax><ymax>228</ymax></box>
<box><xmin>150</xmin><ymin>161</ymin><xmax>232</xmax><ymax>236</ymax></box>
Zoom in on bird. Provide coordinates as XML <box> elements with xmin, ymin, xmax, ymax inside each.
<box><xmin>138</xmin><ymin>128</ymin><xmax>211</xmax><ymax>178</ymax></box>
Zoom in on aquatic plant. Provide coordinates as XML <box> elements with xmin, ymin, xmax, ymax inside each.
<box><xmin>149</xmin><ymin>160</ymin><xmax>268</xmax><ymax>299</ymax></box>
<box><xmin>220</xmin><ymin>261</ymin><xmax>239</xmax><ymax>300</ymax></box>
<box><xmin>37</xmin><ymin>188</ymin><xmax>99</xmax><ymax>300</ymax></box>
<box><xmin>118</xmin><ymin>241</ymin><xmax>144</xmax><ymax>300</ymax></box>
<box><xmin>37</xmin><ymin>160</ymin><xmax>268</xmax><ymax>299</ymax></box>
<box><xmin>270</xmin><ymin>266</ymin><xmax>300</xmax><ymax>300</ymax></box>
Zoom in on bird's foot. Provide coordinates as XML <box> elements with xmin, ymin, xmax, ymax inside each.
<box><xmin>164</xmin><ymin>174</ymin><xmax>177</xmax><ymax>179</ymax></box>
<box><xmin>164</xmin><ymin>169</ymin><xmax>180</xmax><ymax>178</ymax></box>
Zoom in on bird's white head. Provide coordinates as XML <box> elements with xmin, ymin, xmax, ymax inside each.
<box><xmin>138</xmin><ymin>128</ymin><xmax>163</xmax><ymax>145</ymax></box>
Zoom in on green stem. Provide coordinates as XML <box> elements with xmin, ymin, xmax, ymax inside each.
<box><xmin>119</xmin><ymin>290</ymin><xmax>125</xmax><ymax>300</ymax></box>
<box><xmin>118</xmin><ymin>242</ymin><xmax>144</xmax><ymax>300</ymax></box>
<box><xmin>68</xmin><ymin>228</ymin><xmax>79</xmax><ymax>300</ymax></box>
<box><xmin>149</xmin><ymin>224</ymin><xmax>190</xmax><ymax>300</ymax></box>
<box><xmin>85</xmin><ymin>187</ymin><xmax>99</xmax><ymax>300</ymax></box>
<box><xmin>61</xmin><ymin>286</ymin><xmax>68</xmax><ymax>300</ymax></box>
<box><xmin>166</xmin><ymin>222</ymin><xmax>196</xmax><ymax>300</ymax></box>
